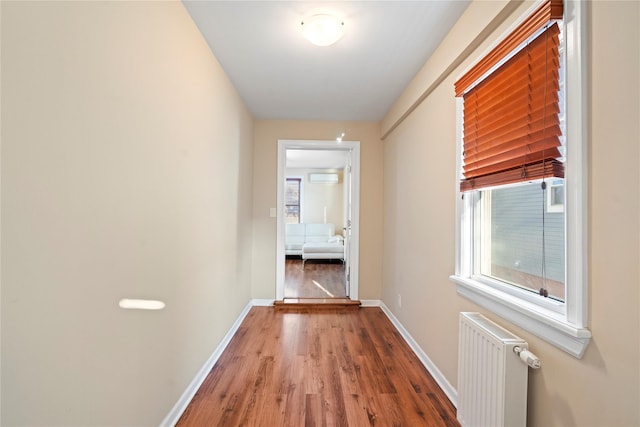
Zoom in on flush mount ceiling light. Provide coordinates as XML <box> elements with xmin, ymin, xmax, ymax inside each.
<box><xmin>300</xmin><ymin>13</ymin><xmax>344</xmax><ymax>47</ymax></box>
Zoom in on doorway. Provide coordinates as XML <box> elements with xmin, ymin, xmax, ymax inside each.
<box><xmin>276</xmin><ymin>139</ymin><xmax>360</xmax><ymax>301</ymax></box>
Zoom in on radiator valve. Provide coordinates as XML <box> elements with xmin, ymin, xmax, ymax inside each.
<box><xmin>513</xmin><ymin>346</ymin><xmax>542</xmax><ymax>369</ymax></box>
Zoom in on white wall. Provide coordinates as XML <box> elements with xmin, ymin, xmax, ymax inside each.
<box><xmin>286</xmin><ymin>168</ymin><xmax>344</xmax><ymax>230</ymax></box>
<box><xmin>1</xmin><ymin>2</ymin><xmax>254</xmax><ymax>425</ymax></box>
<box><xmin>0</xmin><ymin>2</ymin><xmax>3</xmax><ymax>422</ymax></box>
<box><xmin>382</xmin><ymin>1</ymin><xmax>640</xmax><ymax>426</ymax></box>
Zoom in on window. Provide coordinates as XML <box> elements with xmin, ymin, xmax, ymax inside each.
<box><xmin>451</xmin><ymin>0</ymin><xmax>591</xmax><ymax>358</ymax></box>
<box><xmin>547</xmin><ymin>178</ymin><xmax>565</xmax><ymax>213</ymax></box>
<box><xmin>477</xmin><ymin>182</ymin><xmax>566</xmax><ymax>302</ymax></box>
<box><xmin>285</xmin><ymin>178</ymin><xmax>302</xmax><ymax>224</ymax></box>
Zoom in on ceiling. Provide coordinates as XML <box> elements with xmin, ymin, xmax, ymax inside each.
<box><xmin>182</xmin><ymin>1</ymin><xmax>470</xmax><ymax>122</ymax></box>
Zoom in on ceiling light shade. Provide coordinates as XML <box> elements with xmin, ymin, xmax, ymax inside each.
<box><xmin>301</xmin><ymin>14</ymin><xmax>344</xmax><ymax>46</ymax></box>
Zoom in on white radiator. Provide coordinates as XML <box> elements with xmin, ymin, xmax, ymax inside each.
<box><xmin>457</xmin><ymin>312</ymin><xmax>541</xmax><ymax>427</ymax></box>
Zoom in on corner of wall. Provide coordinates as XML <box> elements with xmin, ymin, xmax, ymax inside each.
<box><xmin>380</xmin><ymin>0</ymin><xmax>518</xmax><ymax>139</ymax></box>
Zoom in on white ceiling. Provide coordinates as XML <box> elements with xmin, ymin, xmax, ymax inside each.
<box><xmin>182</xmin><ymin>1</ymin><xmax>470</xmax><ymax>121</ymax></box>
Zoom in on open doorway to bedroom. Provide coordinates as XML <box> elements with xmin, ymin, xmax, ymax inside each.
<box><xmin>276</xmin><ymin>140</ymin><xmax>360</xmax><ymax>301</ymax></box>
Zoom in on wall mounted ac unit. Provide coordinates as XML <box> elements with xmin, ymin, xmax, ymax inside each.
<box><xmin>309</xmin><ymin>173</ymin><xmax>339</xmax><ymax>184</ymax></box>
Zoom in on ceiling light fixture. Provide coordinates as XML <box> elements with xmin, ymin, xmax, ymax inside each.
<box><xmin>301</xmin><ymin>13</ymin><xmax>345</xmax><ymax>47</ymax></box>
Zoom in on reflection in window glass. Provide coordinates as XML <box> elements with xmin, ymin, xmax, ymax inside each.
<box><xmin>479</xmin><ymin>181</ymin><xmax>565</xmax><ymax>301</ymax></box>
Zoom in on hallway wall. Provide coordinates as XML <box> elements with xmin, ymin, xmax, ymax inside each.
<box><xmin>381</xmin><ymin>1</ymin><xmax>640</xmax><ymax>426</ymax></box>
<box><xmin>252</xmin><ymin>121</ymin><xmax>383</xmax><ymax>300</ymax></box>
<box><xmin>1</xmin><ymin>2</ymin><xmax>254</xmax><ymax>425</ymax></box>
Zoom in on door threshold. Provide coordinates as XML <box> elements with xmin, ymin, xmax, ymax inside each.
<box><xmin>274</xmin><ymin>298</ymin><xmax>361</xmax><ymax>310</ymax></box>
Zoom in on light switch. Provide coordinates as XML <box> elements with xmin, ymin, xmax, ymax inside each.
<box><xmin>269</xmin><ymin>208</ymin><xmax>277</xmax><ymax>218</ymax></box>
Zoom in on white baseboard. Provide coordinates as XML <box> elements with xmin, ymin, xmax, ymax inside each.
<box><xmin>161</xmin><ymin>298</ymin><xmax>457</xmax><ymax>426</ymax></box>
<box><xmin>377</xmin><ymin>301</ymin><xmax>458</xmax><ymax>407</ymax></box>
<box><xmin>251</xmin><ymin>298</ymin><xmax>276</xmax><ymax>306</ymax></box>
<box><xmin>359</xmin><ymin>299</ymin><xmax>382</xmax><ymax>307</ymax></box>
<box><xmin>159</xmin><ymin>301</ymin><xmax>254</xmax><ymax>427</ymax></box>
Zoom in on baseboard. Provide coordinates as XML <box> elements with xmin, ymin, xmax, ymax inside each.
<box><xmin>378</xmin><ymin>301</ymin><xmax>458</xmax><ymax>407</ymax></box>
<box><xmin>159</xmin><ymin>300</ymin><xmax>254</xmax><ymax>427</ymax></box>
<box><xmin>251</xmin><ymin>298</ymin><xmax>276</xmax><ymax>306</ymax></box>
<box><xmin>359</xmin><ymin>299</ymin><xmax>382</xmax><ymax>307</ymax></box>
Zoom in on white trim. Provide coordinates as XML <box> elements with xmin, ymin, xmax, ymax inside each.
<box><xmin>348</xmin><ymin>144</ymin><xmax>360</xmax><ymax>298</ymax></box>
<box><xmin>160</xmin><ymin>301</ymin><xmax>254</xmax><ymax>427</ymax></box>
<box><xmin>276</xmin><ymin>140</ymin><xmax>360</xmax><ymax>301</ymax></box>
<box><xmin>546</xmin><ymin>179</ymin><xmax>565</xmax><ymax>213</ymax></box>
<box><xmin>563</xmin><ymin>0</ymin><xmax>589</xmax><ymax>328</ymax></box>
<box><xmin>251</xmin><ymin>298</ymin><xmax>276</xmax><ymax>307</ymax></box>
<box><xmin>378</xmin><ymin>302</ymin><xmax>458</xmax><ymax>406</ymax></box>
<box><xmin>451</xmin><ymin>0</ymin><xmax>591</xmax><ymax>358</ymax></box>
<box><xmin>359</xmin><ymin>299</ymin><xmax>382</xmax><ymax>307</ymax></box>
<box><xmin>451</xmin><ymin>276</ymin><xmax>590</xmax><ymax>358</ymax></box>
<box><xmin>276</xmin><ymin>144</ymin><xmax>286</xmax><ymax>300</ymax></box>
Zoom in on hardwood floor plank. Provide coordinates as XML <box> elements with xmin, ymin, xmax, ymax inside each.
<box><xmin>356</xmin><ymin>326</ymin><xmax>398</xmax><ymax>394</ymax></box>
<box><xmin>284</xmin><ymin>258</ymin><xmax>347</xmax><ymax>299</ymax></box>
<box><xmin>304</xmin><ymin>393</ymin><xmax>324</xmax><ymax>427</ymax></box>
<box><xmin>176</xmin><ymin>307</ymin><xmax>459</xmax><ymax>427</ymax></box>
<box><xmin>326</xmin><ymin>354</ymin><xmax>350</xmax><ymax>426</ymax></box>
<box><xmin>334</xmin><ymin>328</ymin><xmax>360</xmax><ymax>396</ymax></box>
<box><xmin>281</xmin><ymin>356</ymin><xmax>306</xmax><ymax>426</ymax></box>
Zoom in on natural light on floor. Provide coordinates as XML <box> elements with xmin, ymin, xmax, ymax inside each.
<box><xmin>312</xmin><ymin>280</ymin><xmax>335</xmax><ymax>298</ymax></box>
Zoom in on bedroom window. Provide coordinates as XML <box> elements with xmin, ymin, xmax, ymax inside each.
<box><xmin>450</xmin><ymin>0</ymin><xmax>591</xmax><ymax>358</ymax></box>
<box><xmin>285</xmin><ymin>178</ymin><xmax>302</xmax><ymax>224</ymax></box>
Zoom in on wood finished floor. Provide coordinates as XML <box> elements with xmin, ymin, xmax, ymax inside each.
<box><xmin>284</xmin><ymin>258</ymin><xmax>347</xmax><ymax>299</ymax></box>
<box><xmin>177</xmin><ymin>307</ymin><xmax>459</xmax><ymax>427</ymax></box>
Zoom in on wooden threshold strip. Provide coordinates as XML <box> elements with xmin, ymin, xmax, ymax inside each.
<box><xmin>274</xmin><ymin>298</ymin><xmax>361</xmax><ymax>310</ymax></box>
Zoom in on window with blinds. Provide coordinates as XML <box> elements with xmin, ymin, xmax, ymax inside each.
<box><xmin>451</xmin><ymin>0</ymin><xmax>591</xmax><ymax>358</ymax></box>
<box><xmin>455</xmin><ymin>0</ymin><xmax>565</xmax><ymax>302</ymax></box>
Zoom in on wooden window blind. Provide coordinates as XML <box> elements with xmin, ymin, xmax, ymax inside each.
<box><xmin>456</xmin><ymin>0</ymin><xmax>564</xmax><ymax>192</ymax></box>
<box><xmin>454</xmin><ymin>0</ymin><xmax>563</xmax><ymax>97</ymax></box>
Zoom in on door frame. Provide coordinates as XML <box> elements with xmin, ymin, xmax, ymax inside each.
<box><xmin>276</xmin><ymin>139</ymin><xmax>360</xmax><ymax>300</ymax></box>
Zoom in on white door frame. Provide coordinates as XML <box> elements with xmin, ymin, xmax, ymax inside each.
<box><xmin>276</xmin><ymin>139</ymin><xmax>360</xmax><ymax>300</ymax></box>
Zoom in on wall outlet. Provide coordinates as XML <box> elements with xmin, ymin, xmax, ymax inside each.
<box><xmin>397</xmin><ymin>294</ymin><xmax>402</xmax><ymax>308</ymax></box>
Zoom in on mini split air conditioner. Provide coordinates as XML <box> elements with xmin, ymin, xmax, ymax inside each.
<box><xmin>309</xmin><ymin>173</ymin><xmax>339</xmax><ymax>184</ymax></box>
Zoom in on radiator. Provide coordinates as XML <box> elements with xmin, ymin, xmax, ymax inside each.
<box><xmin>457</xmin><ymin>312</ymin><xmax>541</xmax><ymax>427</ymax></box>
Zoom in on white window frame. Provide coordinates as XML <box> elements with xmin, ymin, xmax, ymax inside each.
<box><xmin>546</xmin><ymin>179</ymin><xmax>565</xmax><ymax>213</ymax></box>
<box><xmin>450</xmin><ymin>0</ymin><xmax>591</xmax><ymax>358</ymax></box>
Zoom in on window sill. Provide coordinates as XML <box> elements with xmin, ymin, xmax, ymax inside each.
<box><xmin>450</xmin><ymin>275</ymin><xmax>591</xmax><ymax>358</ymax></box>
